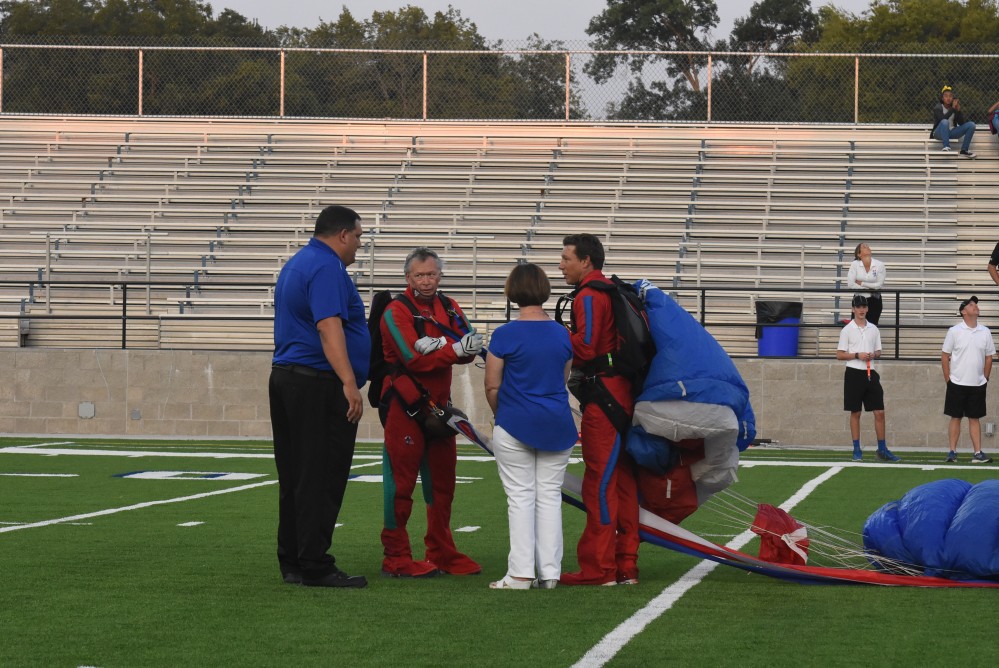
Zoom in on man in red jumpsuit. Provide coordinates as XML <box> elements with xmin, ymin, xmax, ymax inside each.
<box><xmin>559</xmin><ymin>233</ymin><xmax>641</xmax><ymax>586</ymax></box>
<box><xmin>378</xmin><ymin>247</ymin><xmax>484</xmax><ymax>578</ymax></box>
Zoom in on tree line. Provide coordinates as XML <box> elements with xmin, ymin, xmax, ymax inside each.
<box><xmin>2</xmin><ymin>0</ymin><xmax>999</xmax><ymax>122</ymax></box>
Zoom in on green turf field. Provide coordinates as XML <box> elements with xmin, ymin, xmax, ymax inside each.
<box><xmin>0</xmin><ymin>438</ymin><xmax>996</xmax><ymax>667</ymax></box>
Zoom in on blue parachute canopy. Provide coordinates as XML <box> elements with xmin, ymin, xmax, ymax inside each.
<box><xmin>863</xmin><ymin>478</ymin><xmax>999</xmax><ymax>579</ymax></box>
<box><xmin>636</xmin><ymin>284</ymin><xmax>756</xmax><ymax>449</ymax></box>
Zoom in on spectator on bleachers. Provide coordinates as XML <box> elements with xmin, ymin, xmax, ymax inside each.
<box><xmin>484</xmin><ymin>263</ymin><xmax>577</xmax><ymax>590</ymax></box>
<box><xmin>932</xmin><ymin>85</ymin><xmax>976</xmax><ymax>158</ymax></box>
<box><xmin>941</xmin><ymin>296</ymin><xmax>995</xmax><ymax>464</ymax></box>
<box><xmin>986</xmin><ymin>240</ymin><xmax>999</xmax><ymax>286</ymax></box>
<box><xmin>848</xmin><ymin>242</ymin><xmax>886</xmax><ymax>325</ymax></box>
<box><xmin>836</xmin><ymin>294</ymin><xmax>900</xmax><ymax>463</ymax></box>
<box><xmin>987</xmin><ymin>99</ymin><xmax>999</xmax><ymax>138</ymax></box>
<box><xmin>269</xmin><ymin>204</ymin><xmax>369</xmax><ymax>588</ymax></box>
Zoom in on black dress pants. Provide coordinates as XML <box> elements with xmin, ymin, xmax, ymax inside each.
<box><xmin>866</xmin><ymin>294</ymin><xmax>883</xmax><ymax>325</ymax></box>
<box><xmin>269</xmin><ymin>365</ymin><xmax>358</xmax><ymax>579</ymax></box>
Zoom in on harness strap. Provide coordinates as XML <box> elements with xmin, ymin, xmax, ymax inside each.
<box><xmin>576</xmin><ymin>375</ymin><xmax>632</xmax><ymax>436</ymax></box>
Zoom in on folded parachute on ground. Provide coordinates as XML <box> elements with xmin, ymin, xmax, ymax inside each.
<box><xmin>863</xmin><ymin>478</ymin><xmax>999</xmax><ymax>580</ymax></box>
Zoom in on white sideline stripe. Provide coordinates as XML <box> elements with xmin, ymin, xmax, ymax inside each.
<box><xmin>0</xmin><ymin>445</ymin><xmax>276</xmax><ymax>460</ymax></box>
<box><xmin>0</xmin><ymin>479</ymin><xmax>278</xmax><ymax>534</ymax></box>
<box><xmin>573</xmin><ymin>466</ymin><xmax>843</xmax><ymax>668</ymax></box>
<box><xmin>0</xmin><ymin>445</ymin><xmax>497</xmax><ymax>463</ymax></box>
<box><xmin>0</xmin><ymin>458</ymin><xmax>380</xmax><ymax>535</ymax></box>
<box><xmin>741</xmin><ymin>460</ymin><xmax>948</xmax><ymax>470</ymax></box>
<box><xmin>0</xmin><ymin>473</ymin><xmax>78</xmax><ymax>477</ymax></box>
<box><xmin>1</xmin><ymin>521</ymin><xmax>92</xmax><ymax>526</ymax></box>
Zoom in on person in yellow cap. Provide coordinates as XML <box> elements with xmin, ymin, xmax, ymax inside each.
<box><xmin>931</xmin><ymin>85</ymin><xmax>976</xmax><ymax>158</ymax></box>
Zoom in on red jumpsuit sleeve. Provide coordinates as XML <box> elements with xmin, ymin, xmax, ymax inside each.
<box><xmin>570</xmin><ymin>286</ymin><xmax>615</xmax><ymax>366</ymax></box>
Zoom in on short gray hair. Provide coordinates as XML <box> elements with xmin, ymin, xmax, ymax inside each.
<box><xmin>404</xmin><ymin>247</ymin><xmax>443</xmax><ymax>274</ymax></box>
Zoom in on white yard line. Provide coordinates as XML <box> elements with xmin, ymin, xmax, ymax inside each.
<box><xmin>0</xmin><ymin>444</ymin><xmax>389</xmax><ymax>461</ymax></box>
<box><xmin>0</xmin><ymin>458</ymin><xmax>377</xmax><ymax>534</ymax></box>
<box><xmin>572</xmin><ymin>466</ymin><xmax>844</xmax><ymax>668</ymax></box>
<box><xmin>0</xmin><ymin>473</ymin><xmax>78</xmax><ymax>477</ymax></box>
<box><xmin>0</xmin><ymin>479</ymin><xmax>278</xmax><ymax>534</ymax></box>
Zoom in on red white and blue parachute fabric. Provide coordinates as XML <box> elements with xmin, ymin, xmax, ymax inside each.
<box><xmin>864</xmin><ymin>478</ymin><xmax>999</xmax><ymax>580</ymax></box>
<box><xmin>557</xmin><ymin>472</ymin><xmax>999</xmax><ymax>588</ymax></box>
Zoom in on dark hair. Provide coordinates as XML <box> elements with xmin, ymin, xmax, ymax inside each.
<box><xmin>853</xmin><ymin>242</ymin><xmax>867</xmax><ymax>260</ymax></box>
<box><xmin>562</xmin><ymin>233</ymin><xmax>605</xmax><ymax>270</ymax></box>
<box><xmin>505</xmin><ymin>263</ymin><xmax>551</xmax><ymax>307</ymax></box>
<box><xmin>314</xmin><ymin>205</ymin><xmax>360</xmax><ymax>237</ymax></box>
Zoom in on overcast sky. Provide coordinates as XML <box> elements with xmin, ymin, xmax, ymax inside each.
<box><xmin>215</xmin><ymin>1</ymin><xmax>876</xmax><ymax>42</ymax></box>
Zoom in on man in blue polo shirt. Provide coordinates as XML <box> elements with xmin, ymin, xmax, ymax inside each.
<box><xmin>270</xmin><ymin>204</ymin><xmax>371</xmax><ymax>588</ymax></box>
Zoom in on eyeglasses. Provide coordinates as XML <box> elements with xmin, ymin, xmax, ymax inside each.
<box><xmin>410</xmin><ymin>271</ymin><xmax>441</xmax><ymax>280</ymax></box>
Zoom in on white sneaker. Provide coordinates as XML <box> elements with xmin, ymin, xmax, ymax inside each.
<box><xmin>489</xmin><ymin>575</ymin><xmax>532</xmax><ymax>589</ymax></box>
<box><xmin>960</xmin><ymin>149</ymin><xmax>977</xmax><ymax>159</ymax></box>
<box><xmin>941</xmin><ymin>146</ymin><xmax>953</xmax><ymax>152</ymax></box>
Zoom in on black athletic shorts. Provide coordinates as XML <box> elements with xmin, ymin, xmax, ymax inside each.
<box><xmin>944</xmin><ymin>381</ymin><xmax>988</xmax><ymax>419</ymax></box>
<box><xmin>843</xmin><ymin>366</ymin><xmax>885</xmax><ymax>412</ymax></box>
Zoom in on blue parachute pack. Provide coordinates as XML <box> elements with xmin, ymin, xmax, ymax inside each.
<box><xmin>625</xmin><ymin>283</ymin><xmax>756</xmax><ymax>473</ymax></box>
<box><xmin>863</xmin><ymin>478</ymin><xmax>999</xmax><ymax>580</ymax></box>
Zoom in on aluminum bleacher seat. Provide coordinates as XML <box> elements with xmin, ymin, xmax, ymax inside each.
<box><xmin>0</xmin><ymin>117</ymin><xmax>985</xmax><ymax>356</ymax></box>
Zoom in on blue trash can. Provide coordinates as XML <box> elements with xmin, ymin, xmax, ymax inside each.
<box><xmin>755</xmin><ymin>301</ymin><xmax>802</xmax><ymax>357</ymax></box>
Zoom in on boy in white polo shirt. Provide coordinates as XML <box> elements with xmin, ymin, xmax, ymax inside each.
<box><xmin>836</xmin><ymin>294</ymin><xmax>900</xmax><ymax>462</ymax></box>
<box><xmin>941</xmin><ymin>295</ymin><xmax>996</xmax><ymax>463</ymax></box>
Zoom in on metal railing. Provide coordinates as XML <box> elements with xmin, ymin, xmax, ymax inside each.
<box><xmin>2</xmin><ymin>42</ymin><xmax>999</xmax><ymax>122</ymax></box>
<box><xmin>0</xmin><ymin>278</ymin><xmax>980</xmax><ymax>359</ymax></box>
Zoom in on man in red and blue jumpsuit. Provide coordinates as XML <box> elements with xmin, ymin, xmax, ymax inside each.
<box><xmin>378</xmin><ymin>247</ymin><xmax>484</xmax><ymax>578</ymax></box>
<box><xmin>559</xmin><ymin>233</ymin><xmax>641</xmax><ymax>586</ymax></box>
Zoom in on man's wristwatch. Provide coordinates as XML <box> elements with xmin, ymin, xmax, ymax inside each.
<box><xmin>855</xmin><ymin>352</ymin><xmax>859</xmax><ymax>359</ymax></box>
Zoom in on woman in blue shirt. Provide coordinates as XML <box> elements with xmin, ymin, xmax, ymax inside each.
<box><xmin>484</xmin><ymin>263</ymin><xmax>578</xmax><ymax>590</ymax></box>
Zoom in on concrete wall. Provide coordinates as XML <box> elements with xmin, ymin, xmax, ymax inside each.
<box><xmin>1</xmin><ymin>349</ymin><xmax>993</xmax><ymax>451</ymax></box>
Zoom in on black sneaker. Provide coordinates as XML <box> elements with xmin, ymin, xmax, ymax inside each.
<box><xmin>302</xmin><ymin>569</ymin><xmax>368</xmax><ymax>588</ymax></box>
<box><xmin>972</xmin><ymin>451</ymin><xmax>993</xmax><ymax>464</ymax></box>
<box><xmin>960</xmin><ymin>149</ymin><xmax>977</xmax><ymax>159</ymax></box>
<box><xmin>945</xmin><ymin>450</ymin><xmax>957</xmax><ymax>463</ymax></box>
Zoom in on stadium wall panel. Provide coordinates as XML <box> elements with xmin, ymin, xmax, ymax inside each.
<box><xmin>0</xmin><ymin>350</ymin><xmax>978</xmax><ymax>450</ymax></box>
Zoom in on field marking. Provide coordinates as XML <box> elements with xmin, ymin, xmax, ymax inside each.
<box><xmin>573</xmin><ymin>466</ymin><xmax>843</xmax><ymax>668</ymax></box>
<box><xmin>740</xmin><ymin>460</ymin><xmax>961</xmax><ymax>470</ymax></box>
<box><xmin>0</xmin><ymin>458</ymin><xmax>382</xmax><ymax>535</ymax></box>
<box><xmin>1</xmin><ymin>521</ymin><xmax>92</xmax><ymax>526</ymax></box>
<box><xmin>0</xmin><ymin>444</ymin><xmax>502</xmax><ymax>464</ymax></box>
<box><xmin>0</xmin><ymin>479</ymin><xmax>279</xmax><ymax>534</ymax></box>
<box><xmin>0</xmin><ymin>445</ymin><xmax>277</xmax><ymax>460</ymax></box>
<box><xmin>0</xmin><ymin>473</ymin><xmax>78</xmax><ymax>477</ymax></box>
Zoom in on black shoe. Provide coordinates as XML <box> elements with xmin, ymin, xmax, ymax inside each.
<box><xmin>302</xmin><ymin>569</ymin><xmax>368</xmax><ymax>588</ymax></box>
<box><xmin>282</xmin><ymin>572</ymin><xmax>303</xmax><ymax>585</ymax></box>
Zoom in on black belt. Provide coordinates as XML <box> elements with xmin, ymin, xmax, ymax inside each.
<box><xmin>272</xmin><ymin>364</ymin><xmax>338</xmax><ymax>379</ymax></box>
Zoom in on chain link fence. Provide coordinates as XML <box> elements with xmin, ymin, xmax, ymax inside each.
<box><xmin>3</xmin><ymin>40</ymin><xmax>999</xmax><ymax>123</ymax></box>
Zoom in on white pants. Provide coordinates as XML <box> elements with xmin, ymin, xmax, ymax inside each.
<box><xmin>491</xmin><ymin>425</ymin><xmax>573</xmax><ymax>580</ymax></box>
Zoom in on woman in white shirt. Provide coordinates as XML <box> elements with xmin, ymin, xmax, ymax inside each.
<box><xmin>848</xmin><ymin>243</ymin><xmax>886</xmax><ymax>325</ymax></box>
